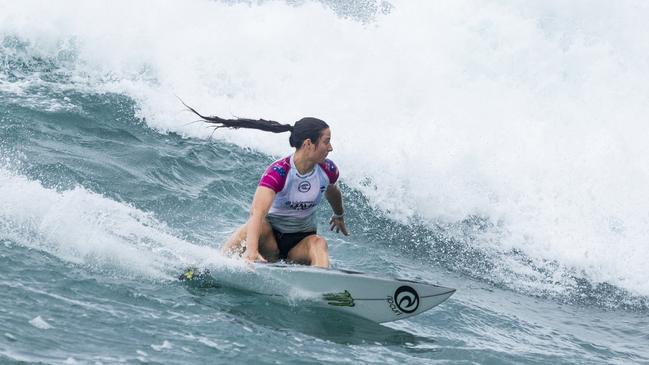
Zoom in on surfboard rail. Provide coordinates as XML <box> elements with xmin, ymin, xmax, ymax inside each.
<box><xmin>181</xmin><ymin>263</ymin><xmax>455</xmax><ymax>323</ymax></box>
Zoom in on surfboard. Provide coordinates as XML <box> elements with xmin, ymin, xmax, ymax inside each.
<box><xmin>180</xmin><ymin>263</ymin><xmax>455</xmax><ymax>323</ymax></box>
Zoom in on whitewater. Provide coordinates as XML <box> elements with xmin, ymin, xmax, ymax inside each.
<box><xmin>1</xmin><ymin>0</ymin><xmax>648</xmax><ymax>364</ymax></box>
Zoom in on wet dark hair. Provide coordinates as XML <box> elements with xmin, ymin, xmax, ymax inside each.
<box><xmin>288</xmin><ymin>117</ymin><xmax>329</xmax><ymax>148</ymax></box>
<box><xmin>182</xmin><ymin>100</ymin><xmax>329</xmax><ymax>149</ymax></box>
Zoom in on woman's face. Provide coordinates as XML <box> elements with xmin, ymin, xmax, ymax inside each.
<box><xmin>312</xmin><ymin>128</ymin><xmax>333</xmax><ymax>163</ymax></box>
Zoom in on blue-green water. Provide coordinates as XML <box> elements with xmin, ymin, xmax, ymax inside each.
<box><xmin>2</xmin><ymin>1</ymin><xmax>649</xmax><ymax>364</ymax></box>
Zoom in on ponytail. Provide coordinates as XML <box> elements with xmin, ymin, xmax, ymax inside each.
<box><xmin>181</xmin><ymin>99</ymin><xmax>329</xmax><ymax>148</ymax></box>
<box><xmin>181</xmin><ymin>99</ymin><xmax>293</xmax><ymax>133</ymax></box>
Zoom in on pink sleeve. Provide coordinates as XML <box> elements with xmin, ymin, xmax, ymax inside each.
<box><xmin>319</xmin><ymin>159</ymin><xmax>339</xmax><ymax>184</ymax></box>
<box><xmin>258</xmin><ymin>158</ymin><xmax>290</xmax><ymax>192</ymax></box>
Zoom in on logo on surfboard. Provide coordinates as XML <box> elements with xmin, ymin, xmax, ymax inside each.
<box><xmin>387</xmin><ymin>286</ymin><xmax>419</xmax><ymax>315</ymax></box>
<box><xmin>323</xmin><ymin>290</ymin><xmax>355</xmax><ymax>307</ymax></box>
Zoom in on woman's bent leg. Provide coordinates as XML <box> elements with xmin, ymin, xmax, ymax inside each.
<box><xmin>221</xmin><ymin>220</ymin><xmax>280</xmax><ymax>261</ymax></box>
<box><xmin>221</xmin><ymin>224</ymin><xmax>247</xmax><ymax>256</ymax></box>
<box><xmin>286</xmin><ymin>235</ymin><xmax>329</xmax><ymax>268</ymax></box>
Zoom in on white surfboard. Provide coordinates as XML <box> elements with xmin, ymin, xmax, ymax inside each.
<box><xmin>181</xmin><ymin>263</ymin><xmax>455</xmax><ymax>323</ymax></box>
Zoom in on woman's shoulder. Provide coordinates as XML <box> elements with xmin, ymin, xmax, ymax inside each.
<box><xmin>259</xmin><ymin>156</ymin><xmax>292</xmax><ymax>192</ymax></box>
<box><xmin>318</xmin><ymin>158</ymin><xmax>339</xmax><ymax>184</ymax></box>
<box><xmin>267</xmin><ymin>156</ymin><xmax>291</xmax><ymax>174</ymax></box>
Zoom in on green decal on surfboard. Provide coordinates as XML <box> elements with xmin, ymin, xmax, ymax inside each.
<box><xmin>323</xmin><ymin>290</ymin><xmax>355</xmax><ymax>307</ymax></box>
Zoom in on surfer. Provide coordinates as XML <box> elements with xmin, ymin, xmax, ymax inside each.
<box><xmin>184</xmin><ymin>104</ymin><xmax>349</xmax><ymax>268</ymax></box>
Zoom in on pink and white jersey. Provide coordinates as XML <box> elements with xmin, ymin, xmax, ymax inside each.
<box><xmin>259</xmin><ymin>155</ymin><xmax>339</xmax><ymax>233</ymax></box>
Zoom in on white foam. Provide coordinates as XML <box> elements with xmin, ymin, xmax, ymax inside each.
<box><xmin>29</xmin><ymin>316</ymin><xmax>52</xmax><ymax>330</ymax></box>
<box><xmin>0</xmin><ymin>169</ymin><xmax>235</xmax><ymax>279</ymax></box>
<box><xmin>150</xmin><ymin>340</ymin><xmax>172</xmax><ymax>351</ymax></box>
<box><xmin>2</xmin><ymin>1</ymin><xmax>649</xmax><ymax>297</ymax></box>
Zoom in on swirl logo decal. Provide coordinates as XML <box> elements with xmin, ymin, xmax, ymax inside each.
<box><xmin>394</xmin><ymin>286</ymin><xmax>419</xmax><ymax>313</ymax></box>
<box><xmin>298</xmin><ymin>181</ymin><xmax>311</xmax><ymax>193</ymax></box>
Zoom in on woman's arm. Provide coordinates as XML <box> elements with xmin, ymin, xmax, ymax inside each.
<box><xmin>244</xmin><ymin>186</ymin><xmax>276</xmax><ymax>261</ymax></box>
<box><xmin>325</xmin><ymin>184</ymin><xmax>349</xmax><ymax>236</ymax></box>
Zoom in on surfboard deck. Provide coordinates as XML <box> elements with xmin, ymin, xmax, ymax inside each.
<box><xmin>179</xmin><ymin>263</ymin><xmax>455</xmax><ymax>324</ymax></box>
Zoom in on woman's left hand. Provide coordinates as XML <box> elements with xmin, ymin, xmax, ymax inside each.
<box><xmin>329</xmin><ymin>215</ymin><xmax>349</xmax><ymax>236</ymax></box>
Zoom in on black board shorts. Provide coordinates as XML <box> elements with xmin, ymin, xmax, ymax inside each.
<box><xmin>272</xmin><ymin>229</ymin><xmax>316</xmax><ymax>259</ymax></box>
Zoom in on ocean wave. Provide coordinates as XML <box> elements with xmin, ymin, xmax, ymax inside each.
<box><xmin>2</xmin><ymin>0</ymin><xmax>649</xmax><ymax>301</ymax></box>
<box><xmin>0</xmin><ymin>169</ymin><xmax>231</xmax><ymax>280</ymax></box>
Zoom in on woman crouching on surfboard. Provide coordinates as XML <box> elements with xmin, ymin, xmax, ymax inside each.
<box><xmin>184</xmin><ymin>104</ymin><xmax>349</xmax><ymax>268</ymax></box>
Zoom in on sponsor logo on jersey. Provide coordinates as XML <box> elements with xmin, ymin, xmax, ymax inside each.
<box><xmin>284</xmin><ymin>201</ymin><xmax>317</xmax><ymax>210</ymax></box>
<box><xmin>298</xmin><ymin>181</ymin><xmax>311</xmax><ymax>192</ymax></box>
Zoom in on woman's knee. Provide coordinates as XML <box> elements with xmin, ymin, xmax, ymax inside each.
<box><xmin>232</xmin><ymin>224</ymin><xmax>249</xmax><ymax>245</ymax></box>
<box><xmin>222</xmin><ymin>224</ymin><xmax>248</xmax><ymax>254</ymax></box>
<box><xmin>308</xmin><ymin>236</ymin><xmax>328</xmax><ymax>253</ymax></box>
<box><xmin>236</xmin><ymin>218</ymin><xmax>272</xmax><ymax>242</ymax></box>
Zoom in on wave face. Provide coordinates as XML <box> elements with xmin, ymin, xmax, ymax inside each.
<box><xmin>3</xmin><ymin>1</ymin><xmax>649</xmax><ymax>364</ymax></box>
<box><xmin>2</xmin><ymin>3</ymin><xmax>649</xmax><ymax>363</ymax></box>
<box><xmin>3</xmin><ymin>0</ymin><xmax>649</xmax><ymax>303</ymax></box>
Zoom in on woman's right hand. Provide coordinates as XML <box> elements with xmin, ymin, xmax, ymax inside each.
<box><xmin>243</xmin><ymin>249</ymin><xmax>267</xmax><ymax>263</ymax></box>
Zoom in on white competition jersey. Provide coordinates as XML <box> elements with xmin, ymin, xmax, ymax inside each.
<box><xmin>258</xmin><ymin>154</ymin><xmax>339</xmax><ymax>233</ymax></box>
